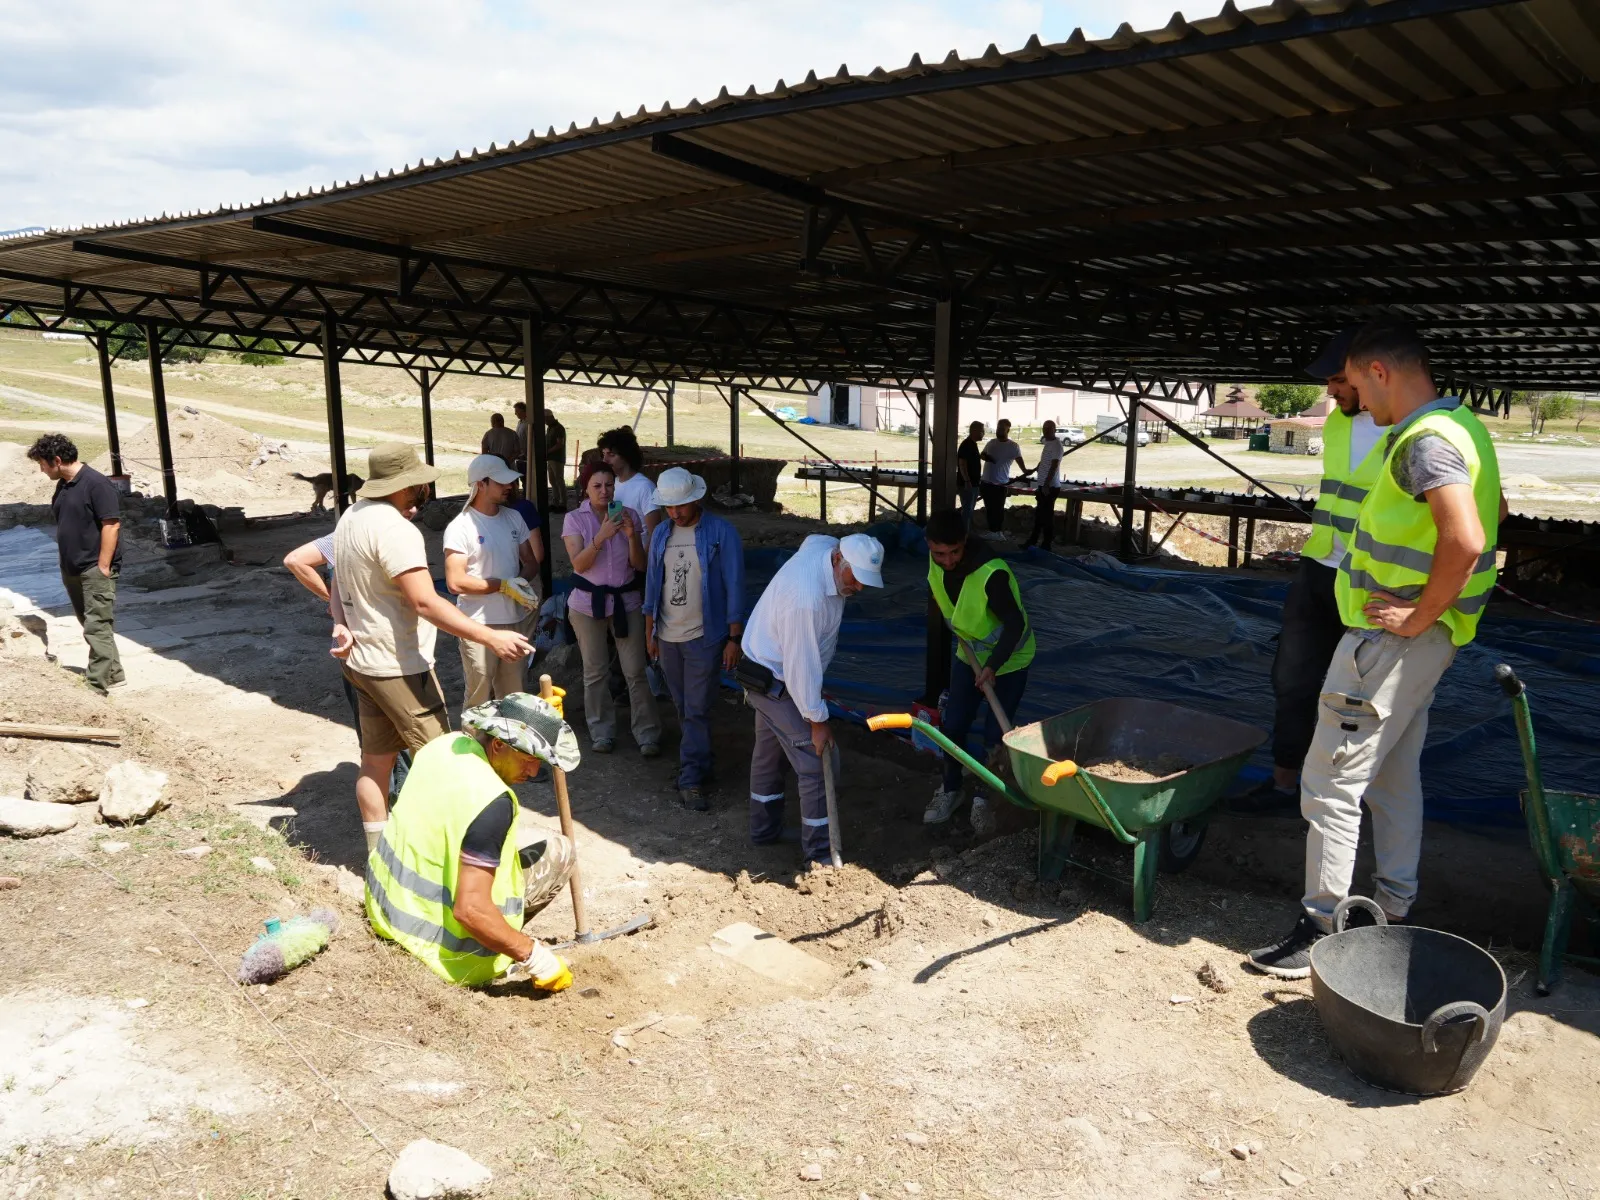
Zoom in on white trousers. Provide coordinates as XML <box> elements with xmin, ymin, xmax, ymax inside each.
<box><xmin>1300</xmin><ymin>625</ymin><xmax>1456</xmax><ymax>930</ymax></box>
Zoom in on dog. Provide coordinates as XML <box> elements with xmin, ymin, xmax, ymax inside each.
<box><xmin>293</xmin><ymin>471</ymin><xmax>364</xmax><ymax>512</ymax></box>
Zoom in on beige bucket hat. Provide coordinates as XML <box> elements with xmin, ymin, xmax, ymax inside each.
<box><xmin>357</xmin><ymin>442</ymin><xmax>440</xmax><ymax>499</ymax></box>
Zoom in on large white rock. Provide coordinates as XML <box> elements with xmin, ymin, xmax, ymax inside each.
<box><xmin>98</xmin><ymin>762</ymin><xmax>169</xmax><ymax>825</ymax></box>
<box><xmin>0</xmin><ymin>795</ymin><xmax>79</xmax><ymax>837</ymax></box>
<box><xmin>387</xmin><ymin>1139</ymin><xmax>492</xmax><ymax>1200</ymax></box>
<box><xmin>25</xmin><ymin>743</ymin><xmax>103</xmax><ymax>805</ymax></box>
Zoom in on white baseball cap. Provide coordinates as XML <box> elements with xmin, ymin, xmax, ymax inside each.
<box><xmin>839</xmin><ymin>533</ymin><xmax>885</xmax><ymax>588</ymax></box>
<box><xmin>466</xmin><ymin>454</ymin><xmax>521</xmax><ymax>486</ymax></box>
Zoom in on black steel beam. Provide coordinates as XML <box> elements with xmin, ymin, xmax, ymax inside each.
<box><xmin>93</xmin><ymin>330</ymin><xmax>122</xmax><ymax>478</ymax></box>
<box><xmin>321</xmin><ymin>316</ymin><xmax>350</xmax><ymax>515</ymax></box>
<box><xmin>141</xmin><ymin>323</ymin><xmax>179</xmax><ymax>519</ymax></box>
<box><xmin>522</xmin><ymin>318</ymin><xmax>554</xmax><ymax>601</ymax></box>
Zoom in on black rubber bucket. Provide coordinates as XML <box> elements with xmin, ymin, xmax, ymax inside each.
<box><xmin>1310</xmin><ymin>898</ymin><xmax>1506</xmax><ymax>1096</ymax></box>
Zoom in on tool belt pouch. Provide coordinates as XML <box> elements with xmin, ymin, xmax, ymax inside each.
<box><xmin>734</xmin><ymin>657</ymin><xmax>783</xmax><ymax>698</ymax></box>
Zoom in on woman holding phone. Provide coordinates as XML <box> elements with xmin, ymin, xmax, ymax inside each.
<box><xmin>561</xmin><ymin>460</ymin><xmax>661</xmax><ymax>755</ymax></box>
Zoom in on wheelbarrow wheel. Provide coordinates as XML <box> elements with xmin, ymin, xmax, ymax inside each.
<box><xmin>1158</xmin><ymin>819</ymin><xmax>1207</xmax><ymax>874</ymax></box>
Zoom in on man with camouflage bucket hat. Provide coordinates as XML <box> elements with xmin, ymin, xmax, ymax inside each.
<box><xmin>365</xmin><ymin>692</ymin><xmax>582</xmax><ymax>991</ymax></box>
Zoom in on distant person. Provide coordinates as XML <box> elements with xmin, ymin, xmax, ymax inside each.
<box><xmin>334</xmin><ymin>443</ymin><xmax>532</xmax><ymax>854</ymax></box>
<box><xmin>443</xmin><ymin>454</ymin><xmax>544</xmax><ymax>709</ymax></box>
<box><xmin>599</xmin><ymin>425</ymin><xmax>663</xmax><ymax>540</ymax></box>
<box><xmin>543</xmin><ymin>410</ymin><xmax>568</xmax><ymax>511</ymax></box>
<box><xmin>481</xmin><ymin>413</ymin><xmax>520</xmax><ymax>465</ymax></box>
<box><xmin>978</xmin><ymin>419</ymin><xmax>1026</xmax><ymax>537</ymax></box>
<box><xmin>957</xmin><ymin>421</ymin><xmax>983</xmax><ymax>527</ymax></box>
<box><xmin>1020</xmin><ymin>421</ymin><xmax>1065</xmax><ymax>551</ymax></box>
<box><xmin>642</xmin><ymin>468</ymin><xmax>745</xmax><ymax>810</ymax></box>
<box><xmin>560</xmin><ymin>460</ymin><xmax>660</xmax><ymax>756</ymax></box>
<box><xmin>740</xmin><ymin>532</ymin><xmax>884</xmax><ymax>875</ymax></box>
<box><xmin>26</xmin><ymin>433</ymin><xmax>124</xmax><ymax>694</ymax></box>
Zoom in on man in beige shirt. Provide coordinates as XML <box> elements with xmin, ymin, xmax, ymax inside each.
<box><xmin>332</xmin><ymin>443</ymin><xmax>532</xmax><ymax>852</ymax></box>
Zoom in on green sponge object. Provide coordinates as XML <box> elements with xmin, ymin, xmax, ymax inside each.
<box><xmin>237</xmin><ymin>908</ymin><xmax>339</xmax><ymax>984</ymax></box>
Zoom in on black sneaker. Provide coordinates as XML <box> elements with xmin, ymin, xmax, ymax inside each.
<box><xmin>1228</xmin><ymin>778</ymin><xmax>1299</xmax><ymax>816</ymax></box>
<box><xmin>1246</xmin><ymin>915</ymin><xmax>1324</xmax><ymax>979</ymax></box>
<box><xmin>679</xmin><ymin>787</ymin><xmax>709</xmax><ymax>811</ymax></box>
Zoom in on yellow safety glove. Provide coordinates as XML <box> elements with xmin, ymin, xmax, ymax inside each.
<box><xmin>542</xmin><ymin>684</ymin><xmax>566</xmax><ymax>720</ymax></box>
<box><xmin>499</xmin><ymin>577</ymin><xmax>539</xmax><ymax>610</ymax></box>
<box><xmin>502</xmin><ymin>941</ymin><xmax>573</xmax><ymax>992</ymax></box>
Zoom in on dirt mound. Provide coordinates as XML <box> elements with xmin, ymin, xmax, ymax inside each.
<box><xmin>0</xmin><ymin>441</ymin><xmax>59</xmax><ymax>505</ymax></box>
<box><xmin>92</xmin><ymin>407</ymin><xmax>327</xmax><ymax>512</ymax></box>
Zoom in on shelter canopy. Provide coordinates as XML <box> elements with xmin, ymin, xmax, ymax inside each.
<box><xmin>3</xmin><ymin>0</ymin><xmax>1600</xmax><ymax>396</ymax></box>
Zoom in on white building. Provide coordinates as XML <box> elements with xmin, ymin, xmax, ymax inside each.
<box><xmin>808</xmin><ymin>382</ymin><xmax>1202</xmax><ymax>434</ymax></box>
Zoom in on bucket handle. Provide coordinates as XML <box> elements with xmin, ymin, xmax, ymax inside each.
<box><xmin>1332</xmin><ymin>895</ymin><xmax>1387</xmax><ymax>932</ymax></box>
<box><xmin>1421</xmin><ymin>1001</ymin><xmax>1490</xmax><ymax>1053</ymax></box>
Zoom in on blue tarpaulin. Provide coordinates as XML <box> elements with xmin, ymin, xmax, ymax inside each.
<box><xmin>738</xmin><ymin>523</ymin><xmax>1600</xmax><ymax>828</ymax></box>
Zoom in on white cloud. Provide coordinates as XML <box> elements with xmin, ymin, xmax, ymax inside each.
<box><xmin>1</xmin><ymin>0</ymin><xmax>1191</xmax><ymax>231</ymax></box>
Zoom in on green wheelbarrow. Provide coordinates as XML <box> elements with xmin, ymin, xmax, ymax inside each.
<box><xmin>869</xmin><ymin>697</ymin><xmax>1265</xmax><ymax>923</ymax></box>
<box><xmin>1495</xmin><ymin>664</ymin><xmax>1600</xmax><ymax>994</ymax></box>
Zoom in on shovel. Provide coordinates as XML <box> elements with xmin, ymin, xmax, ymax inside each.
<box><xmin>539</xmin><ymin>673</ymin><xmax>653</xmax><ymax>945</ymax></box>
<box><xmin>822</xmin><ymin>745</ymin><xmax>844</xmax><ymax>869</ymax></box>
<box><xmin>957</xmin><ymin>637</ymin><xmax>1013</xmax><ymax>734</ymax></box>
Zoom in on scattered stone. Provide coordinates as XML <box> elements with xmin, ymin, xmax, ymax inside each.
<box><xmin>1060</xmin><ymin>1116</ymin><xmax>1106</xmax><ymax>1154</ymax></box>
<box><xmin>1010</xmin><ymin>875</ymin><xmax>1038</xmax><ymax>902</ymax></box>
<box><xmin>709</xmin><ymin>922</ymin><xmax>834</xmax><ymax>991</ymax></box>
<box><xmin>1198</xmin><ymin>960</ymin><xmax>1233</xmax><ymax>993</ymax></box>
<box><xmin>903</xmin><ymin>1184</ymin><xmax>922</xmax><ymax>1195</ymax></box>
<box><xmin>178</xmin><ymin>845</ymin><xmax>212</xmax><ymax>860</ymax></box>
<box><xmin>1247</xmin><ymin>1140</ymin><xmax>1264</xmax><ymax>1156</ymax></box>
<box><xmin>0</xmin><ymin>875</ymin><xmax>21</xmax><ymax>889</ymax></box>
<box><xmin>387</xmin><ymin>1140</ymin><xmax>492</xmax><ymax>1200</ymax></box>
<box><xmin>249</xmin><ymin>856</ymin><xmax>276</xmax><ymax>873</ymax></box>
<box><xmin>99</xmin><ymin>840</ymin><xmax>129</xmax><ymax>855</ymax></box>
<box><xmin>901</xmin><ymin>1131</ymin><xmax>929</xmax><ymax>1146</ymax></box>
<box><xmin>857</xmin><ymin>956</ymin><xmax>886</xmax><ymax>972</ymax></box>
<box><xmin>927</xmin><ymin>845</ymin><xmax>953</xmax><ymax>862</ymax></box>
<box><xmin>1131</xmin><ymin>1110</ymin><xmax>1155</xmax><ymax>1125</ymax></box>
<box><xmin>308</xmin><ymin>862</ymin><xmax>365</xmax><ymax>904</ymax></box>
<box><xmin>25</xmin><ymin>744</ymin><xmax>102</xmax><ymax>805</ymax></box>
<box><xmin>1197</xmin><ymin>1166</ymin><xmax>1223</xmax><ymax>1185</ymax></box>
<box><xmin>578</xmin><ymin>986</ymin><xmax>601</xmax><ymax>998</ymax></box>
<box><xmin>98</xmin><ymin>762</ymin><xmax>168</xmax><ymax>825</ymax></box>
<box><xmin>799</xmin><ymin>1162</ymin><xmax>823</xmax><ymax>1181</ymax></box>
<box><xmin>1280</xmin><ymin>1167</ymin><xmax>1307</xmax><ymax>1187</ymax></box>
<box><xmin>872</xmin><ymin>898</ymin><xmax>905</xmax><ymax>938</ymax></box>
<box><xmin>1169</xmin><ymin>994</ymin><xmax>1195</xmax><ymax>1005</ymax></box>
<box><xmin>0</xmin><ymin>795</ymin><xmax>79</xmax><ymax>837</ymax></box>
<box><xmin>1230</xmin><ymin>1144</ymin><xmax>1251</xmax><ymax>1160</ymax></box>
<box><xmin>981</xmin><ymin>913</ymin><xmax>997</xmax><ymax>929</ymax></box>
<box><xmin>125</xmin><ymin>998</ymin><xmax>149</xmax><ymax>1009</ymax></box>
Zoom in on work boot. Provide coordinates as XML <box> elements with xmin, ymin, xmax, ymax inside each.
<box><xmin>679</xmin><ymin>786</ymin><xmax>709</xmax><ymax>811</ymax></box>
<box><xmin>1246</xmin><ymin>914</ymin><xmax>1324</xmax><ymax>979</ymax></box>
<box><xmin>923</xmin><ymin>786</ymin><xmax>963</xmax><ymax>825</ymax></box>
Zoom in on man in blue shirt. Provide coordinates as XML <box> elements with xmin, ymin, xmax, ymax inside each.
<box><xmin>642</xmin><ymin>468</ymin><xmax>745</xmax><ymax>810</ymax></box>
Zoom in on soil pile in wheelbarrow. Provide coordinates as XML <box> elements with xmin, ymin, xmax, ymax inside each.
<box><xmin>1083</xmin><ymin>752</ymin><xmax>1192</xmax><ymax>782</ymax></box>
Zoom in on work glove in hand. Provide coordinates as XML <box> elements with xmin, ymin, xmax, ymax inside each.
<box><xmin>501</xmin><ymin>940</ymin><xmax>573</xmax><ymax>992</ymax></box>
<box><xmin>500</xmin><ymin>577</ymin><xmax>539</xmax><ymax>610</ymax></box>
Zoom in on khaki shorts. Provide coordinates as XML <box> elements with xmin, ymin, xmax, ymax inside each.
<box><xmin>342</xmin><ymin>666</ymin><xmax>449</xmax><ymax>756</ymax></box>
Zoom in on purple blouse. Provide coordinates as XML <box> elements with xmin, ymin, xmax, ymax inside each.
<box><xmin>561</xmin><ymin>503</ymin><xmax>645</xmax><ymax>618</ymax></box>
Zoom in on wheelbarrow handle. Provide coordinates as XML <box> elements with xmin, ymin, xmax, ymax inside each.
<box><xmin>868</xmin><ymin>713</ymin><xmax>913</xmax><ymax>731</ymax></box>
<box><xmin>1493</xmin><ymin>663</ymin><xmax>1523</xmax><ymax>698</ymax></box>
<box><xmin>1040</xmin><ymin>759</ymin><xmax>1137</xmax><ymax>846</ymax></box>
<box><xmin>866</xmin><ymin>713</ymin><xmax>1032</xmax><ymax>810</ymax></box>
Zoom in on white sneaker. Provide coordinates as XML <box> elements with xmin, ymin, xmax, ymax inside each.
<box><xmin>923</xmin><ymin>787</ymin><xmax>963</xmax><ymax>825</ymax></box>
<box><xmin>970</xmin><ymin>798</ymin><xmax>998</xmax><ymax>839</ymax></box>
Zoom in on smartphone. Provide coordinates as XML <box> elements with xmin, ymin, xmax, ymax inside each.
<box><xmin>606</xmin><ymin>501</ymin><xmax>625</xmax><ymax>523</ymax></box>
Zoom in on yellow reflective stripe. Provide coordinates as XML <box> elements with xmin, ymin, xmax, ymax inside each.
<box><xmin>366</xmin><ymin>860</ymin><xmax>499</xmax><ymax>957</ymax></box>
<box><xmin>376</xmin><ymin>835</ymin><xmax>522</xmax><ymax>917</ymax></box>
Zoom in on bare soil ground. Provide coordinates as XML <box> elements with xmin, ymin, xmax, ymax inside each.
<box><xmin>2</xmin><ymin>491</ymin><xmax>1598</xmax><ymax>1200</ymax></box>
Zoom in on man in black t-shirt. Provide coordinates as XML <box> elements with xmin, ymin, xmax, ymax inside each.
<box><xmin>27</xmin><ymin>434</ymin><xmax>125</xmax><ymax>693</ymax></box>
<box><xmin>957</xmin><ymin>421</ymin><xmax>984</xmax><ymax>528</ymax></box>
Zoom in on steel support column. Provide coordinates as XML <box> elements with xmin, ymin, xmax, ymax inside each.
<box><xmin>522</xmin><ymin>318</ymin><xmax>554</xmax><ymax>601</ymax></box>
<box><xmin>665</xmin><ymin>380</ymin><xmax>676</xmax><ymax>447</ymax></box>
<box><xmin>321</xmin><ymin>317</ymin><xmax>350</xmax><ymax>515</ymax></box>
<box><xmin>915</xmin><ymin>388</ymin><xmax>929</xmax><ymax>525</ymax></box>
<box><xmin>729</xmin><ymin>383</ymin><xmax>742</xmax><ymax>494</ymax></box>
<box><xmin>419</xmin><ymin>367</ymin><xmax>436</xmax><ymax>500</ymax></box>
<box><xmin>925</xmin><ymin>299</ymin><xmax>960</xmax><ymax>702</ymax></box>
<box><xmin>1119</xmin><ymin>396</ymin><xmax>1141</xmax><ymax>559</ymax></box>
<box><xmin>141</xmin><ymin>323</ymin><xmax>179</xmax><ymax>520</ymax></box>
<box><xmin>93</xmin><ymin>331</ymin><xmax>123</xmax><ymax>479</ymax></box>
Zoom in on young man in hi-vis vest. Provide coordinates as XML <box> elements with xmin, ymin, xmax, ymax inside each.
<box><xmin>1250</xmin><ymin>319</ymin><xmax>1506</xmax><ymax>979</ymax></box>
<box><xmin>1233</xmin><ymin>328</ymin><xmax>1384</xmax><ymax>814</ymax></box>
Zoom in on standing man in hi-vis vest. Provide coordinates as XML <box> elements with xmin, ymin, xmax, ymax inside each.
<box><xmin>1233</xmin><ymin>328</ymin><xmax>1385</xmax><ymax>814</ymax></box>
<box><xmin>366</xmin><ymin>693</ymin><xmax>582</xmax><ymax>992</ymax></box>
<box><xmin>922</xmin><ymin>508</ymin><xmax>1035</xmax><ymax>837</ymax></box>
<box><xmin>1250</xmin><ymin>319</ymin><xmax>1505</xmax><ymax>979</ymax></box>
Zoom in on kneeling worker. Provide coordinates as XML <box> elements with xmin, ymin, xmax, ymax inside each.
<box><xmin>366</xmin><ymin>693</ymin><xmax>582</xmax><ymax>992</ymax></box>
<box><xmin>921</xmin><ymin>508</ymin><xmax>1034</xmax><ymax>836</ymax></box>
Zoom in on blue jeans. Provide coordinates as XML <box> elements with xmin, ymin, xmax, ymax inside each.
<box><xmin>659</xmin><ymin>635</ymin><xmax>725</xmax><ymax>788</ymax></box>
<box><xmin>941</xmin><ymin>657</ymin><xmax>1028</xmax><ymax>793</ymax></box>
<box><xmin>959</xmin><ymin>485</ymin><xmax>979</xmax><ymax>528</ymax></box>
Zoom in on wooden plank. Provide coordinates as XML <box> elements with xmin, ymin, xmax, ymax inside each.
<box><xmin>1228</xmin><ymin>515</ymin><xmax>1240</xmax><ymax>569</ymax></box>
<box><xmin>0</xmin><ymin>723</ymin><xmax>122</xmax><ymax>745</ymax></box>
<box><xmin>1244</xmin><ymin>516</ymin><xmax>1257</xmax><ymax>567</ymax></box>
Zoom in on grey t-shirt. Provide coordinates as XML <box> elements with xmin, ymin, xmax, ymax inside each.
<box><xmin>1390</xmin><ymin>432</ymin><xmax>1469</xmax><ymax>500</ymax></box>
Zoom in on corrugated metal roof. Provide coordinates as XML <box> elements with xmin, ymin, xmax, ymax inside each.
<box><xmin>4</xmin><ymin>0</ymin><xmax>1599</xmax><ymax>392</ymax></box>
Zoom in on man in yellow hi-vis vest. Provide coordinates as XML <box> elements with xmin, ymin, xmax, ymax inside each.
<box><xmin>922</xmin><ymin>508</ymin><xmax>1035</xmax><ymax>836</ymax></box>
<box><xmin>1250</xmin><ymin>319</ymin><xmax>1505</xmax><ymax>979</ymax></box>
<box><xmin>366</xmin><ymin>693</ymin><xmax>581</xmax><ymax>991</ymax></box>
<box><xmin>1234</xmin><ymin>328</ymin><xmax>1385</xmax><ymax>814</ymax></box>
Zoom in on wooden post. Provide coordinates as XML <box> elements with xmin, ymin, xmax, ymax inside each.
<box><xmin>539</xmin><ymin>673</ymin><xmax>589</xmax><ymax>938</ymax></box>
<box><xmin>1067</xmin><ymin>497</ymin><xmax>1083</xmax><ymax>544</ymax></box>
<box><xmin>1141</xmin><ymin>507</ymin><xmax>1152</xmax><ymax>554</ymax></box>
<box><xmin>868</xmin><ymin>457</ymin><xmax>879</xmax><ymax>523</ymax></box>
<box><xmin>1228</xmin><ymin>514</ymin><xmax>1240</xmax><ymax>569</ymax></box>
<box><xmin>1244</xmin><ymin>516</ymin><xmax>1257</xmax><ymax>566</ymax></box>
<box><xmin>819</xmin><ymin>474</ymin><xmax>827</xmax><ymax>524</ymax></box>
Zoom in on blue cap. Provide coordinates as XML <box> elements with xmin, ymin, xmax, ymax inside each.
<box><xmin>1305</xmin><ymin>327</ymin><xmax>1358</xmax><ymax>379</ymax></box>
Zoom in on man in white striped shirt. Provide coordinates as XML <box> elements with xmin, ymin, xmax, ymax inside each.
<box><xmin>741</xmin><ymin>533</ymin><xmax>884</xmax><ymax>870</ymax></box>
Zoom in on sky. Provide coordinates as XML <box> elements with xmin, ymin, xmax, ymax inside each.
<box><xmin>0</xmin><ymin>0</ymin><xmax>1185</xmax><ymax>233</ymax></box>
